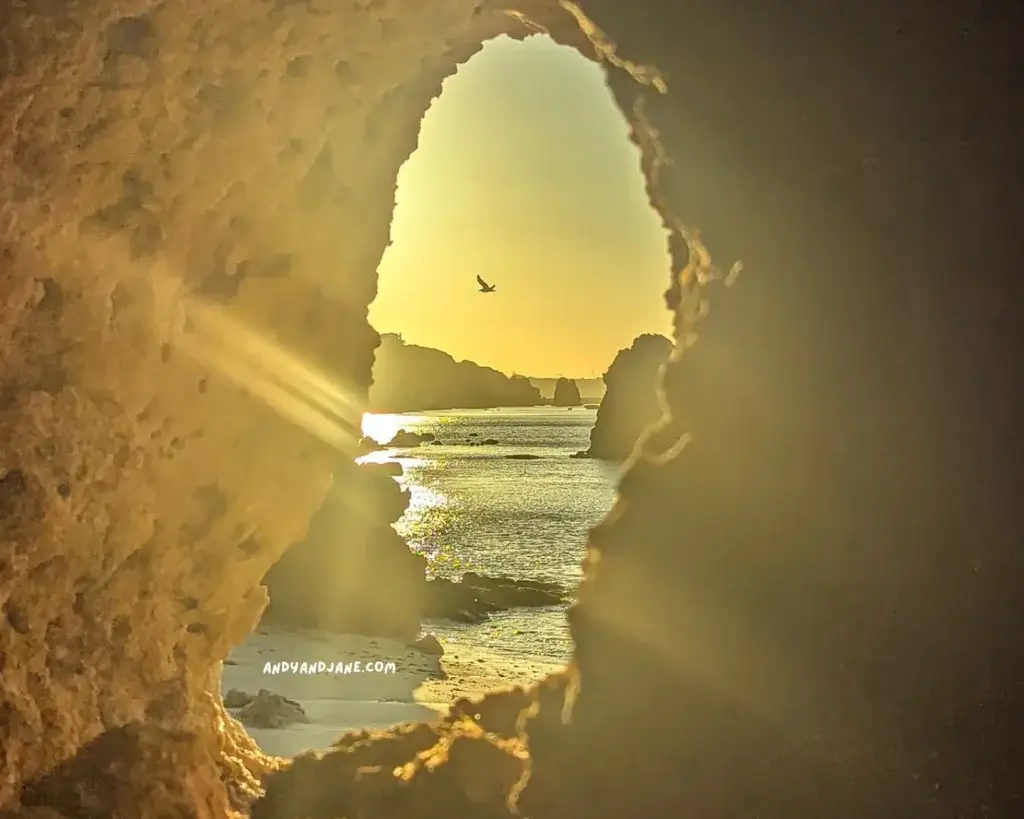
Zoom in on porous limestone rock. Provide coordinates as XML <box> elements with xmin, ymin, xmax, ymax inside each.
<box><xmin>2</xmin><ymin>2</ymin><xmax>1021</xmax><ymax>819</ymax></box>
<box><xmin>584</xmin><ymin>333</ymin><xmax>672</xmax><ymax>460</ymax></box>
<box><xmin>0</xmin><ymin>0</ymin><xmax>572</xmax><ymax>810</ymax></box>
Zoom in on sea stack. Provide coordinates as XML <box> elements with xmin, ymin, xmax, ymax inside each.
<box><xmin>552</xmin><ymin>377</ymin><xmax>582</xmax><ymax>407</ymax></box>
<box><xmin>585</xmin><ymin>334</ymin><xmax>673</xmax><ymax>460</ymax></box>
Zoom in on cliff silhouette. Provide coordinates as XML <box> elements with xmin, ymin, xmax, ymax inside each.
<box><xmin>586</xmin><ymin>334</ymin><xmax>673</xmax><ymax>459</ymax></box>
<box><xmin>369</xmin><ymin>333</ymin><xmax>544</xmax><ymax>411</ymax></box>
<box><xmin>552</xmin><ymin>377</ymin><xmax>582</xmax><ymax>406</ymax></box>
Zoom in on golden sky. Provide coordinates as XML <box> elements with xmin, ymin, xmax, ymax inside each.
<box><xmin>369</xmin><ymin>34</ymin><xmax>673</xmax><ymax>379</ymax></box>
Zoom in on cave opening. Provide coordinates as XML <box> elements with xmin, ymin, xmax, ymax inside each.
<box><xmin>230</xmin><ymin>30</ymin><xmax>682</xmax><ymax>760</ymax></box>
<box><xmin>4</xmin><ymin>1</ymin><xmax>1014</xmax><ymax>815</ymax></box>
<box><xmin>4</xmin><ymin>0</ymin><xmax>750</xmax><ymax>807</ymax></box>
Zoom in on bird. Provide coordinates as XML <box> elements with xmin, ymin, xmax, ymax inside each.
<box><xmin>476</xmin><ymin>274</ymin><xmax>497</xmax><ymax>293</ymax></box>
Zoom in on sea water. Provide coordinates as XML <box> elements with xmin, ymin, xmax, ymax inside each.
<box><xmin>359</xmin><ymin>407</ymin><xmax>620</xmax><ymax>666</ymax></box>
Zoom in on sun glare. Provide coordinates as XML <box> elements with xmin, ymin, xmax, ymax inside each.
<box><xmin>177</xmin><ymin>296</ymin><xmax>363</xmax><ymax>451</ymax></box>
<box><xmin>360</xmin><ymin>412</ymin><xmax>431</xmax><ymax>444</ymax></box>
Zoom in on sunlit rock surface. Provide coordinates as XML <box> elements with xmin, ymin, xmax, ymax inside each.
<box><xmin>1</xmin><ymin>1</ymin><xmax>1020</xmax><ymax>818</ymax></box>
<box><xmin>585</xmin><ymin>333</ymin><xmax>672</xmax><ymax>460</ymax></box>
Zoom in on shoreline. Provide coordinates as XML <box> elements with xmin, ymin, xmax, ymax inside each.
<box><xmin>222</xmin><ymin>625</ymin><xmax>564</xmax><ymax>758</ymax></box>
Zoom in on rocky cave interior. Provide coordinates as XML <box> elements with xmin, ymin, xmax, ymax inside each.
<box><xmin>1</xmin><ymin>1</ymin><xmax>1020</xmax><ymax>819</ymax></box>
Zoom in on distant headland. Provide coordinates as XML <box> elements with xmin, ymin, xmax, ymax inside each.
<box><xmin>368</xmin><ymin>334</ymin><xmax>603</xmax><ymax>412</ymax></box>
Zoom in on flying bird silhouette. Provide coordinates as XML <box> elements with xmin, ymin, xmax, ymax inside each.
<box><xmin>476</xmin><ymin>274</ymin><xmax>497</xmax><ymax>293</ymax></box>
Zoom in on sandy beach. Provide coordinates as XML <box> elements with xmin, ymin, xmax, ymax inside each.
<box><xmin>221</xmin><ymin>625</ymin><xmax>563</xmax><ymax>758</ymax></box>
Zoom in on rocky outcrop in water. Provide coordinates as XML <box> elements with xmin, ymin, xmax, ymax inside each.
<box><xmin>385</xmin><ymin>429</ymin><xmax>435</xmax><ymax>447</ymax></box>
<box><xmin>423</xmin><ymin>573</ymin><xmax>569</xmax><ymax>623</ymax></box>
<box><xmin>584</xmin><ymin>334</ymin><xmax>672</xmax><ymax>460</ymax></box>
<box><xmin>552</xmin><ymin>377</ymin><xmax>582</xmax><ymax>406</ymax></box>
<box><xmin>1</xmin><ymin>2</ymin><xmax>1020</xmax><ymax>819</ymax></box>
<box><xmin>370</xmin><ymin>334</ymin><xmax>543</xmax><ymax>411</ymax></box>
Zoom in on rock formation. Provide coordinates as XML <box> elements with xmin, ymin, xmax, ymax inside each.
<box><xmin>383</xmin><ymin>429</ymin><xmax>435</xmax><ymax>447</ymax></box>
<box><xmin>369</xmin><ymin>333</ymin><xmax>543</xmax><ymax>411</ymax></box>
<box><xmin>423</xmin><ymin>572</ymin><xmax>569</xmax><ymax>623</ymax></box>
<box><xmin>232</xmin><ymin>691</ymin><xmax>309</xmax><ymax>731</ymax></box>
<box><xmin>1</xmin><ymin>2</ymin><xmax>1021</xmax><ymax>819</ymax></box>
<box><xmin>531</xmin><ymin>376</ymin><xmax>605</xmax><ymax>402</ymax></box>
<box><xmin>585</xmin><ymin>333</ymin><xmax>672</xmax><ymax>459</ymax></box>
<box><xmin>410</xmin><ymin>634</ymin><xmax>445</xmax><ymax>657</ymax></box>
<box><xmin>260</xmin><ymin>461</ymin><xmax>426</xmax><ymax>641</ymax></box>
<box><xmin>551</xmin><ymin>377</ymin><xmax>582</xmax><ymax>406</ymax></box>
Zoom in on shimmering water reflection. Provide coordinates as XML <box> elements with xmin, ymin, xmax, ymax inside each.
<box><xmin>359</xmin><ymin>407</ymin><xmax>619</xmax><ymax>663</ymax></box>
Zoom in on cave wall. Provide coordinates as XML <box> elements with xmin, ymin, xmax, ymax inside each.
<box><xmin>542</xmin><ymin>3</ymin><xmax>1024</xmax><ymax>816</ymax></box>
<box><xmin>0</xmin><ymin>0</ymin><xmax>581</xmax><ymax>811</ymax></box>
<box><xmin>3</xmin><ymin>0</ymin><xmax>1022</xmax><ymax>817</ymax></box>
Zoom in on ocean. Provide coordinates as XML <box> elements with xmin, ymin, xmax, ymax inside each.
<box><xmin>358</xmin><ymin>407</ymin><xmax>620</xmax><ymax>666</ymax></box>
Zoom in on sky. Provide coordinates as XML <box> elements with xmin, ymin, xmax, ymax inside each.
<box><xmin>368</xmin><ymin>34</ymin><xmax>673</xmax><ymax>379</ymax></box>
